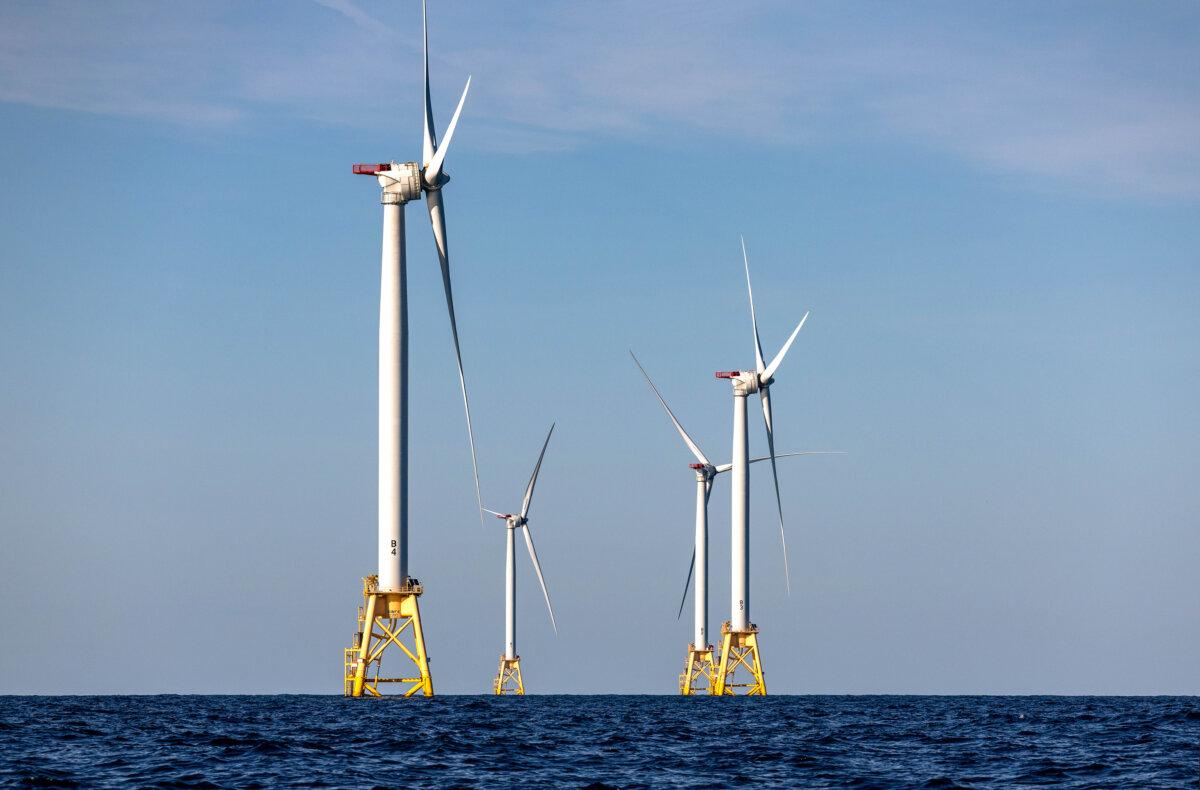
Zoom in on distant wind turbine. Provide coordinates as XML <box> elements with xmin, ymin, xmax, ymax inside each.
<box><xmin>631</xmin><ymin>352</ymin><xmax>839</xmax><ymax>694</ymax></box>
<box><xmin>712</xmin><ymin>239</ymin><xmax>814</xmax><ymax>695</ymax></box>
<box><xmin>484</xmin><ymin>424</ymin><xmax>559</xmax><ymax>695</ymax></box>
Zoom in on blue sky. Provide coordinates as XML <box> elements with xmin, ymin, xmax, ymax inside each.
<box><xmin>1</xmin><ymin>1</ymin><xmax>1197</xmax><ymax>694</ymax></box>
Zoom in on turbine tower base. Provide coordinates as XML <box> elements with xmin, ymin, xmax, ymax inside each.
<box><xmin>344</xmin><ymin>575</ymin><xmax>433</xmax><ymax>698</ymax></box>
<box><xmin>678</xmin><ymin>645</ymin><xmax>716</xmax><ymax>695</ymax></box>
<box><xmin>713</xmin><ymin>621</ymin><xmax>766</xmax><ymax>696</ymax></box>
<box><xmin>493</xmin><ymin>656</ymin><xmax>524</xmax><ymax>695</ymax></box>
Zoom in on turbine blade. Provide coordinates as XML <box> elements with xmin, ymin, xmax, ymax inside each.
<box><xmin>742</xmin><ymin>236</ymin><xmax>766</xmax><ymax>374</ymax></box>
<box><xmin>760</xmin><ymin>388</ymin><xmax>790</xmax><ymax>595</ymax></box>
<box><xmin>762</xmin><ymin>311</ymin><xmax>809</xmax><ymax>381</ymax></box>
<box><xmin>750</xmin><ymin>450</ymin><xmax>845</xmax><ymax>464</ymax></box>
<box><xmin>676</xmin><ymin>548</ymin><xmax>695</xmax><ymax>621</ymax></box>
<box><xmin>712</xmin><ymin>450</ymin><xmax>845</xmax><ymax>474</ymax></box>
<box><xmin>481</xmin><ymin>508</ymin><xmax>506</xmax><ymax>518</ymax></box>
<box><xmin>424</xmin><ymin>0</ymin><xmax>439</xmax><ymax>168</ymax></box>
<box><xmin>629</xmin><ymin>351</ymin><xmax>710</xmax><ymax>466</ymax></box>
<box><xmin>522</xmin><ymin>524</ymin><xmax>557</xmax><ymax>634</ymax></box>
<box><xmin>680</xmin><ymin>481</ymin><xmax>711</xmax><ymax>619</ymax></box>
<box><xmin>425</xmin><ymin>76</ymin><xmax>470</xmax><ymax>185</ymax></box>
<box><xmin>425</xmin><ymin>189</ymin><xmax>484</xmax><ymax>529</ymax></box>
<box><xmin>520</xmin><ymin>423</ymin><xmax>555</xmax><ymax>520</ymax></box>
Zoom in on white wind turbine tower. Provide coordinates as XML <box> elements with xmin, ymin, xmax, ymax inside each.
<box><xmin>483</xmin><ymin>424</ymin><xmax>559</xmax><ymax>695</ymax></box>
<box><xmin>346</xmin><ymin>0</ymin><xmax>483</xmax><ymax>699</ymax></box>
<box><xmin>631</xmin><ymin>352</ymin><xmax>838</xmax><ymax>695</ymax></box>
<box><xmin>711</xmin><ymin>238</ymin><xmax>812</xmax><ymax>696</ymax></box>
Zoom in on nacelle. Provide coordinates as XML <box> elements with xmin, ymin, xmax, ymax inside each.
<box><xmin>353</xmin><ymin>161</ymin><xmax>422</xmax><ymax>204</ymax></box>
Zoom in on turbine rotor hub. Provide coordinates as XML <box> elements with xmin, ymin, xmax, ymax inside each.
<box><xmin>421</xmin><ymin>167</ymin><xmax>450</xmax><ymax>191</ymax></box>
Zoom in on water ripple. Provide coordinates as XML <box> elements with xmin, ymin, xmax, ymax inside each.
<box><xmin>0</xmin><ymin>696</ymin><xmax>1195</xmax><ymax>788</ymax></box>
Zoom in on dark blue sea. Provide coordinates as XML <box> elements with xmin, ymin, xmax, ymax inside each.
<box><xmin>0</xmin><ymin>696</ymin><xmax>1196</xmax><ymax>788</ymax></box>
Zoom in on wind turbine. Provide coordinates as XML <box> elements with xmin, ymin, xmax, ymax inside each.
<box><xmin>346</xmin><ymin>0</ymin><xmax>482</xmax><ymax>699</ymax></box>
<box><xmin>631</xmin><ymin>352</ymin><xmax>839</xmax><ymax>695</ymax></box>
<box><xmin>483</xmin><ymin>424</ymin><xmax>559</xmax><ymax>695</ymax></box>
<box><xmin>712</xmin><ymin>239</ymin><xmax>811</xmax><ymax>696</ymax></box>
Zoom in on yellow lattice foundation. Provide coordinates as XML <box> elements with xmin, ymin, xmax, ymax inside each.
<box><xmin>344</xmin><ymin>574</ymin><xmax>433</xmax><ymax>698</ymax></box>
<box><xmin>678</xmin><ymin>645</ymin><xmax>716</xmax><ymax>695</ymax></box>
<box><xmin>493</xmin><ymin>656</ymin><xmax>524</xmax><ymax>695</ymax></box>
<box><xmin>712</xmin><ymin>621</ymin><xmax>766</xmax><ymax>696</ymax></box>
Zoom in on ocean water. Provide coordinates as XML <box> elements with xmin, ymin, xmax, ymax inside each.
<box><xmin>0</xmin><ymin>695</ymin><xmax>1195</xmax><ymax>788</ymax></box>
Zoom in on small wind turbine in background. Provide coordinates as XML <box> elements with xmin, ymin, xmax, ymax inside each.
<box><xmin>484</xmin><ymin>424</ymin><xmax>559</xmax><ymax>695</ymax></box>
<box><xmin>711</xmin><ymin>238</ymin><xmax>813</xmax><ymax>695</ymax></box>
<box><xmin>631</xmin><ymin>352</ymin><xmax>840</xmax><ymax>694</ymax></box>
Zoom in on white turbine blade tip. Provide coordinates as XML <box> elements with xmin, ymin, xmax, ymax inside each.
<box><xmin>763</xmin><ymin>310</ymin><xmax>809</xmax><ymax>380</ymax></box>
<box><xmin>520</xmin><ymin>423</ymin><xmax>555</xmax><ymax>519</ymax></box>
<box><xmin>421</xmin><ymin>0</ymin><xmax>436</xmax><ymax>167</ymax></box>
<box><xmin>677</xmin><ymin>549</ymin><xmax>695</xmax><ymax>620</ymax></box>
<box><xmin>629</xmin><ymin>351</ymin><xmax>710</xmax><ymax>466</ymax></box>
<box><xmin>426</xmin><ymin>76</ymin><xmax>471</xmax><ymax>184</ymax></box>
<box><xmin>741</xmin><ymin>239</ymin><xmax>766</xmax><ymax>373</ymax></box>
<box><xmin>523</xmin><ymin>525</ymin><xmax>557</xmax><ymax>633</ymax></box>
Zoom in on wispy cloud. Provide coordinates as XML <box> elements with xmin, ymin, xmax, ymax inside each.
<box><xmin>0</xmin><ymin>1</ymin><xmax>245</xmax><ymax>124</ymax></box>
<box><xmin>311</xmin><ymin>0</ymin><xmax>390</xmax><ymax>34</ymax></box>
<box><xmin>0</xmin><ymin>1</ymin><xmax>1196</xmax><ymax>199</ymax></box>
